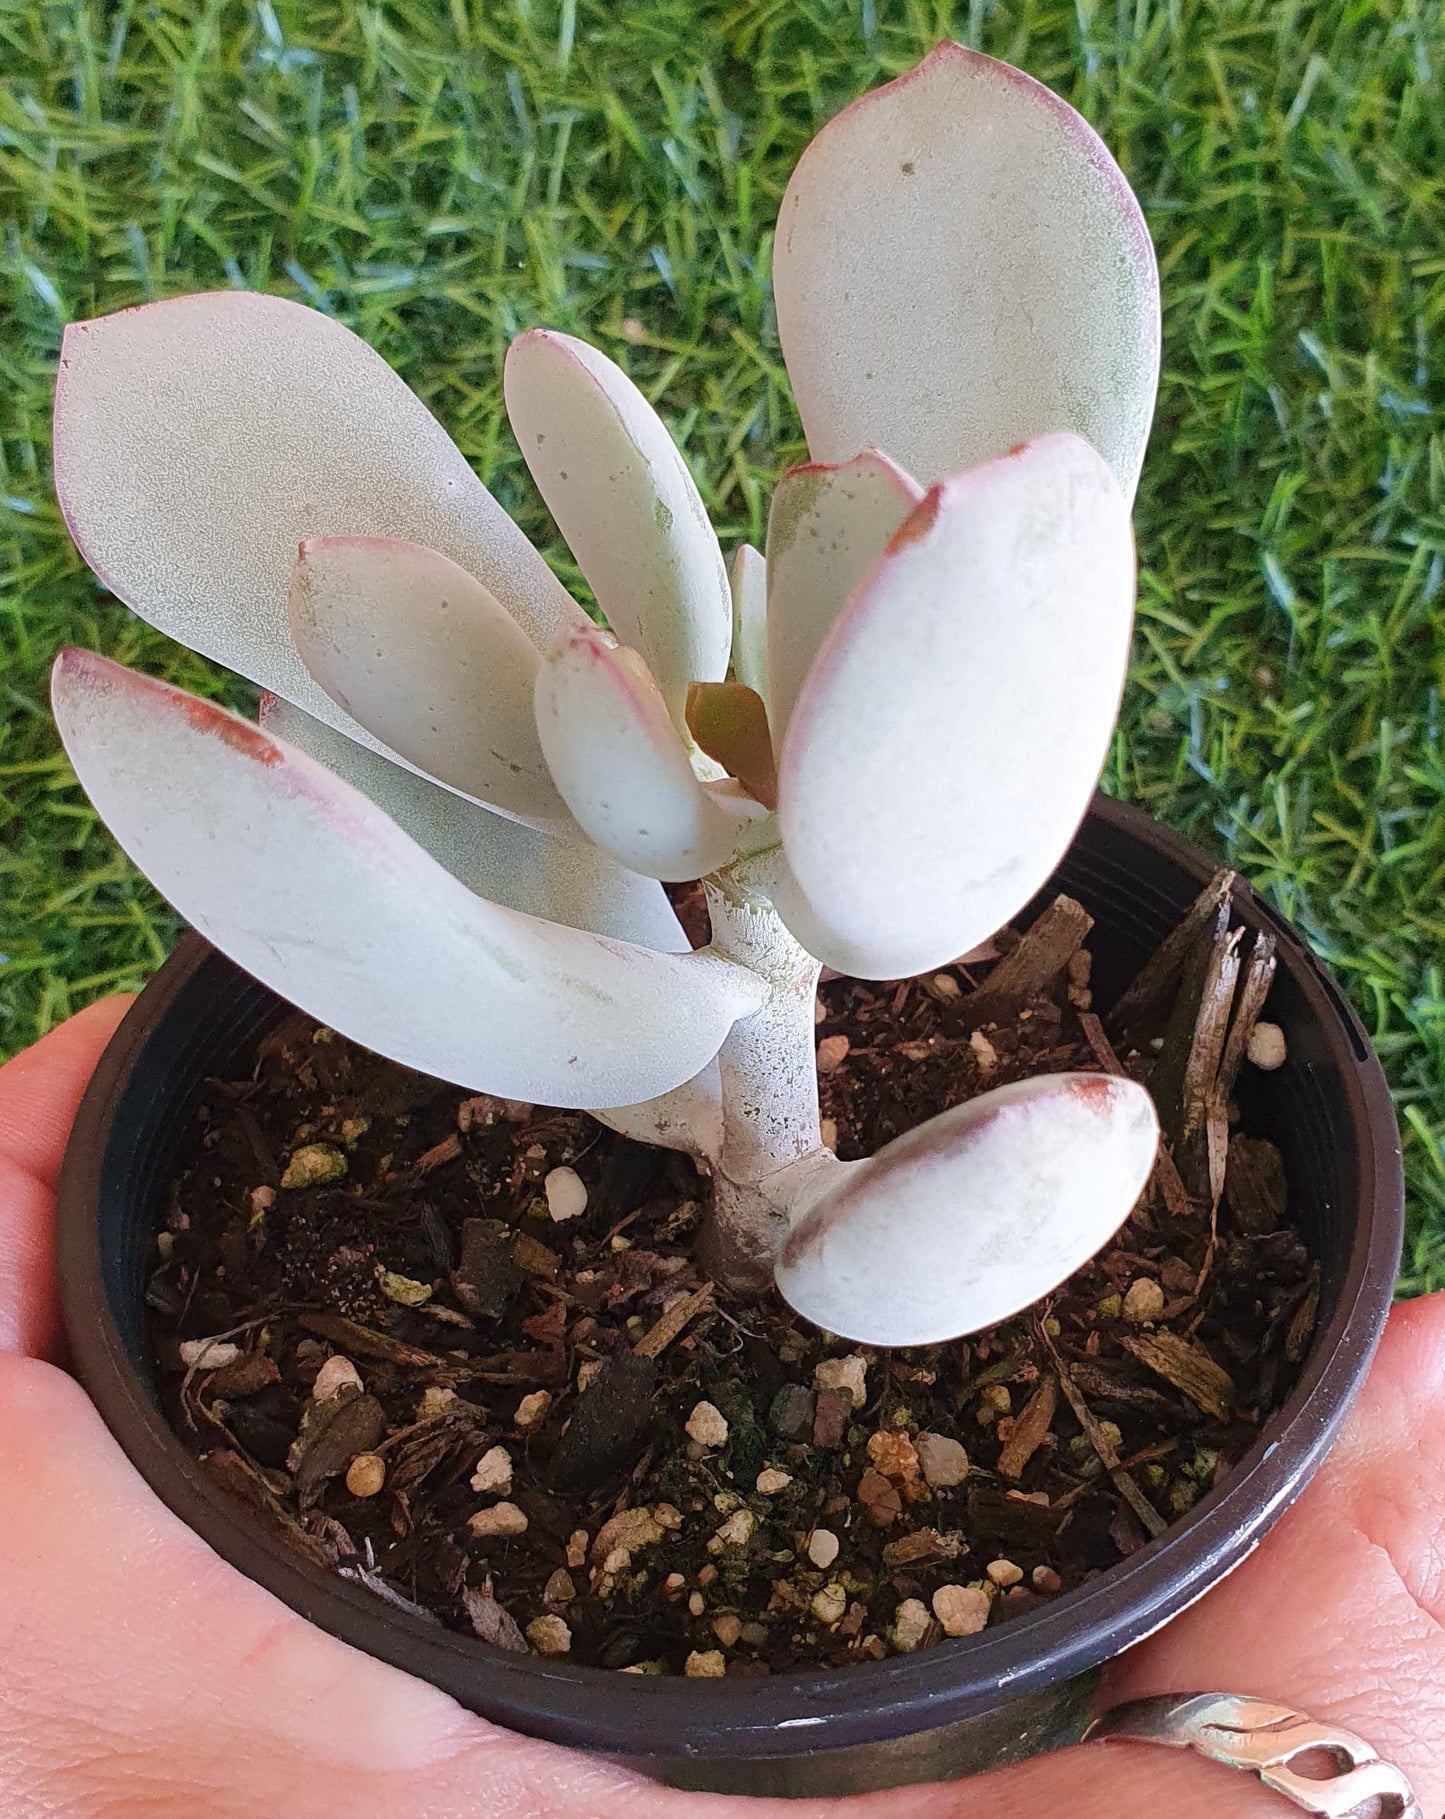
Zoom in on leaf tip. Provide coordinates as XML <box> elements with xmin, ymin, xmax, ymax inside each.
<box><xmin>883</xmin><ymin>484</ymin><xmax>945</xmax><ymax>556</ymax></box>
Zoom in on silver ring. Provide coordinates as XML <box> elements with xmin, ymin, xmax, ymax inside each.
<box><xmin>1084</xmin><ymin>1692</ymin><xmax>1424</xmax><ymax>1818</ymax></box>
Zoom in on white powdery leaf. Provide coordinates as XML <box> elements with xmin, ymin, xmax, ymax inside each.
<box><xmin>54</xmin><ymin>651</ymin><xmax>763</xmax><ymax>1107</ymax></box>
<box><xmin>593</xmin><ymin>1061</ymin><xmax>725</xmax><ymax>1162</ymax></box>
<box><xmin>53</xmin><ymin>294</ymin><xmax>585</xmax><ymax>761</ymax></box>
<box><xmin>773</xmin><ymin>43</ymin><xmax>1160</xmax><ymax>502</ymax></box>
<box><xmin>504</xmin><ymin>329</ymin><xmax>732</xmax><ymax>721</ymax></box>
<box><xmin>288</xmin><ymin>537</ymin><xmax>566</xmax><ymax>827</ymax></box>
<box><xmin>259</xmin><ymin>695</ymin><xmax>688</xmax><ymax>954</ymax></box>
<box><xmin>765</xmin><ymin>451</ymin><xmax>922</xmax><ymax>748</ymax></box>
<box><xmin>775</xmin><ymin>1074</ymin><xmax>1159</xmax><ymax>1345</ymax></box>
<box><xmin>728</xmin><ymin>543</ymin><xmax>768</xmax><ymax>701</ymax></box>
<box><xmin>775</xmin><ymin>433</ymin><xmax>1135</xmax><ymax>979</ymax></box>
<box><xmin>534</xmin><ymin>623</ymin><xmax>750</xmax><ymax>882</ymax></box>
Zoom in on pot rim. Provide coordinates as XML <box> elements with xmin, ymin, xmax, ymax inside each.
<box><xmin>56</xmin><ymin>797</ymin><xmax>1404</xmax><ymax>1760</ymax></box>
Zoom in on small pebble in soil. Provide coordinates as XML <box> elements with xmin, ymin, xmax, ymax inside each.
<box><xmin>1123</xmin><ymin>1277</ymin><xmax>1166</xmax><ymax>1325</ymax></box>
<box><xmin>976</xmin><ymin>1384</ymin><xmax>1012</xmax><ymax>1424</ymax></box>
<box><xmin>932</xmin><ymin>1584</ymin><xmax>992</xmax><ymax>1637</ymax></box>
<box><xmin>932</xmin><ymin>972</ymin><xmax>961</xmax><ymax>999</ymax></box>
<box><xmin>819</xmin><ymin>1116</ymin><xmax>838</xmax><ymax>1150</ymax></box>
<box><xmin>514</xmin><ymin>1390</ymin><xmax>551</xmax><ymax>1431</ymax></box>
<box><xmin>811</xmin><ymin>1583</ymin><xmax>848</xmax><ymax>1625</ymax></box>
<box><xmin>712</xmin><ymin>1614</ymin><xmax>743</xmax><ymax>1647</ymax></box>
<box><xmin>816</xmin><ymin>1034</ymin><xmax>851</xmax><ymax>1072</ymax></box>
<box><xmin>755</xmin><ymin>1468</ymin><xmax>792</xmax><ymax>1495</ymax></box>
<box><xmin>544</xmin><ymin>1570</ymin><xmax>576</xmax><ymax>1604</ymax></box>
<box><xmin>470</xmin><ymin>1446</ymin><xmax>513</xmax><ymax>1496</ymax></box>
<box><xmin>686</xmin><ymin>1650</ymin><xmax>726</xmax><ymax>1678</ymax></box>
<box><xmin>345</xmin><ymin>1452</ymin><xmax>386</xmax><ymax>1498</ymax></box>
<box><xmin>543</xmin><ymin>1165</ymin><xmax>588</xmax><ymax>1221</ymax></box>
<box><xmin>986</xmin><ymin>1558</ymin><xmax>1024</xmax><ymax>1588</ymax></box>
<box><xmin>664</xmin><ymin>1572</ymin><xmax>686</xmax><ymax>1597</ymax></box>
<box><xmin>770</xmin><ymin>1384</ymin><xmax>816</xmax><ymax>1440</ymax></box>
<box><xmin>1032</xmin><ymin>1565</ymin><xmax>1063</xmax><ymax>1594</ymax></box>
<box><xmin>969</xmin><ymin>1029</ymin><xmax>999</xmax><ymax>1071</ymax></box>
<box><xmin>566</xmin><ymin>1531</ymin><xmax>589</xmax><ymax>1569</ymax></box>
<box><xmin>468</xmin><ymin>1502</ymin><xmax>529</xmax><ymax>1539</ymax></box>
<box><xmin>312</xmin><ymin>1355</ymin><xmax>363</xmax><ymax>1401</ymax></box>
<box><xmin>710</xmin><ymin>1508</ymin><xmax>757</xmax><ymax>1551</ymax></box>
<box><xmin>418</xmin><ymin>1385</ymin><xmax>457</xmax><ymax>1419</ymax></box>
<box><xmin>857</xmin><ymin>1471</ymin><xmax>903</xmax><ymax>1527</ymax></box>
<box><xmin>814</xmin><ymin>1354</ymin><xmax>868</xmax><ymax>1408</ymax></box>
<box><xmin>688</xmin><ymin>1592</ymin><xmax>706</xmax><ymax>1617</ymax></box>
<box><xmin>866</xmin><ymin>1430</ymin><xmax>924</xmax><ymax>1499</ymax></box>
<box><xmin>280</xmin><ymin>1143</ymin><xmax>347</xmax><ymax>1190</ymax></box>
<box><xmin>915</xmin><ymin>1431</ymin><xmax>969</xmax><ymax>1488</ymax></box>
<box><xmin>379</xmin><ymin>1269</ymin><xmax>431</xmax><ymax>1306</ymax></box>
<box><xmin>890</xmin><ymin>1599</ymin><xmax>932</xmax><ymax>1653</ymax></box>
<box><xmin>451</xmin><ymin>1218</ymin><xmax>525</xmax><ymax>1320</ymax></box>
<box><xmin>592</xmin><ymin>1507</ymin><xmax>664</xmax><ymax>1562</ymax></box>
<box><xmin>685</xmin><ymin>1400</ymin><xmax>730</xmax><ymax>1448</ymax></box>
<box><xmin>813</xmin><ymin>1390</ymin><xmax>850</xmax><ymax>1449</ymax></box>
<box><xmin>1248</xmin><ymin>1021</ymin><xmax>1288</xmax><ymax>1070</ymax></box>
<box><xmin>807</xmin><ymin>1528</ymin><xmax>840</xmax><ymax>1569</ymax></box>
<box><xmin>527</xmin><ymin>1615</ymin><xmax>572</xmax><ymax>1655</ymax></box>
<box><xmin>178</xmin><ymin>1338</ymin><xmax>241</xmax><ymax>1371</ymax></box>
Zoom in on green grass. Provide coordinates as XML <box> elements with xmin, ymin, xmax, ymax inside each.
<box><xmin>2</xmin><ymin>0</ymin><xmax>1443</xmax><ymax>1289</ymax></box>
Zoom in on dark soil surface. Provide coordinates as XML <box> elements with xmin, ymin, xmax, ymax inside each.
<box><xmin>146</xmin><ymin>877</ymin><xmax>1316</xmax><ymax>1675</ymax></box>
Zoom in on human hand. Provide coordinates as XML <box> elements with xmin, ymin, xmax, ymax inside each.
<box><xmin>0</xmin><ymin>1000</ymin><xmax>1439</xmax><ymax>1817</ymax></box>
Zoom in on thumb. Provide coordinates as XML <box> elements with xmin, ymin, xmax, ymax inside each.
<box><xmin>0</xmin><ymin>994</ymin><xmax>134</xmax><ymax>1358</ymax></box>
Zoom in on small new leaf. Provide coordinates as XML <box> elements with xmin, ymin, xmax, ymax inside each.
<box><xmin>685</xmin><ymin>682</ymin><xmax>778</xmax><ymax>811</ymax></box>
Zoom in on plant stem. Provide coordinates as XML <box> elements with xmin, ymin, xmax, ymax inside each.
<box><xmin>698</xmin><ymin>856</ymin><xmax>849</xmax><ymax>1290</ymax></box>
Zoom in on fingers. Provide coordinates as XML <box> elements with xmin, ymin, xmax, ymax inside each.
<box><xmin>1104</xmin><ymin>1291</ymin><xmax>1445</xmax><ymax>1812</ymax></box>
<box><xmin>0</xmin><ymin>994</ymin><xmax>133</xmax><ymax>1189</ymax></box>
<box><xmin>0</xmin><ymin>995</ymin><xmax>133</xmax><ymax>1359</ymax></box>
<box><xmin>0</xmin><ymin>1354</ymin><xmax>623</xmax><ymax>1819</ymax></box>
<box><xmin>0</xmin><ymin>1350</ymin><xmax>1267</xmax><ymax>1819</ymax></box>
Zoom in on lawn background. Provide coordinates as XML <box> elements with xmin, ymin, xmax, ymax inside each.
<box><xmin>2</xmin><ymin>0</ymin><xmax>1443</xmax><ymax>1290</ymax></box>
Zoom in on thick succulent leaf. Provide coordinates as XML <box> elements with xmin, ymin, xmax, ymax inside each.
<box><xmin>54</xmin><ymin>651</ymin><xmax>762</xmax><ymax>1106</ymax></box>
<box><xmin>504</xmin><ymin>329</ymin><xmax>732</xmax><ymax>720</ymax></box>
<box><xmin>764</xmin><ymin>855</ymin><xmax>873</xmax><ymax>978</ymax></box>
<box><xmin>593</xmin><ymin>1062</ymin><xmax>724</xmax><ymax>1161</ymax></box>
<box><xmin>776</xmin><ymin>433</ymin><xmax>1135</xmax><ymax>979</ymax></box>
<box><xmin>259</xmin><ymin>695</ymin><xmax>688</xmax><ymax>953</ymax></box>
<box><xmin>728</xmin><ymin>543</ymin><xmax>768</xmax><ymax>700</ymax></box>
<box><xmin>775</xmin><ymin>1074</ymin><xmax>1159</xmax><ymax>1344</ymax></box>
<box><xmin>534</xmin><ymin>624</ymin><xmax>750</xmax><ymax>882</ymax></box>
<box><xmin>765</xmin><ymin>451</ymin><xmax>922</xmax><ymax>746</ymax></box>
<box><xmin>773</xmin><ymin>43</ymin><xmax>1160</xmax><ymax>501</ymax></box>
<box><xmin>288</xmin><ymin>537</ymin><xmax>566</xmax><ymax>827</ymax></box>
<box><xmin>53</xmin><ymin>292</ymin><xmax>585</xmax><ymax>760</ymax></box>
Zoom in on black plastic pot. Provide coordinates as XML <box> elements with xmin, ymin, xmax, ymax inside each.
<box><xmin>57</xmin><ymin>797</ymin><xmax>1403</xmax><ymax>1797</ymax></box>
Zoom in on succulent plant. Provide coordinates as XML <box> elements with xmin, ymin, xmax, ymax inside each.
<box><xmin>50</xmin><ymin>44</ymin><xmax>1164</xmax><ymax>1348</ymax></box>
